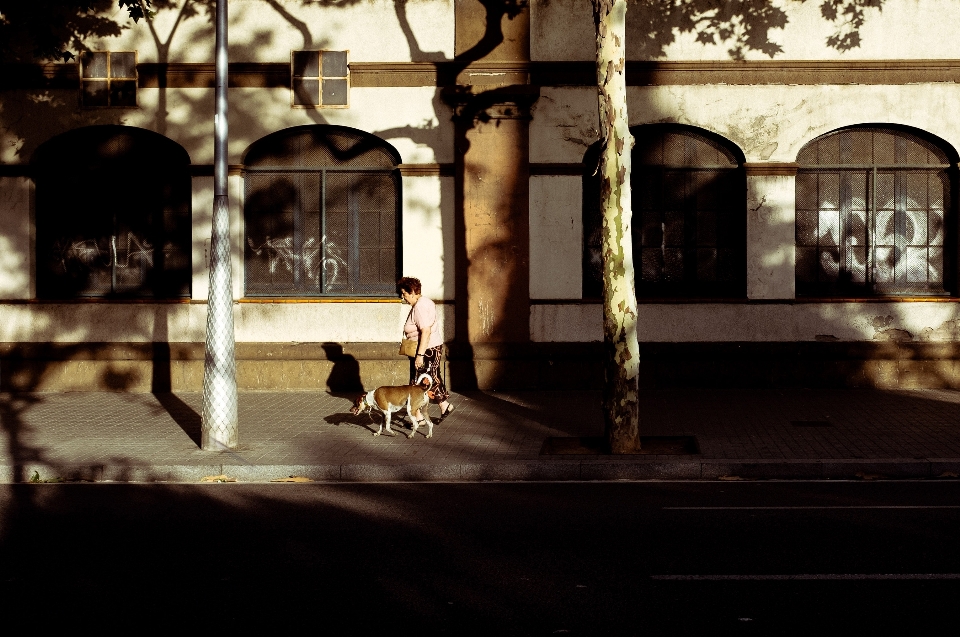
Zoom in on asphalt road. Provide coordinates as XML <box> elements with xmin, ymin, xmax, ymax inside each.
<box><xmin>1</xmin><ymin>481</ymin><xmax>958</xmax><ymax>633</ymax></box>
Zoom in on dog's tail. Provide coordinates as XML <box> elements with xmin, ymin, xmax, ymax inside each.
<box><xmin>415</xmin><ymin>373</ymin><xmax>432</xmax><ymax>389</ymax></box>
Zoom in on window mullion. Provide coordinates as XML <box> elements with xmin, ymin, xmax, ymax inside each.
<box><xmin>895</xmin><ymin>169</ymin><xmax>906</xmax><ymax>288</ymax></box>
<box><xmin>349</xmin><ymin>173</ymin><xmax>360</xmax><ymax>293</ymax></box>
<box><xmin>321</xmin><ymin>169</ymin><xmax>327</xmax><ymax>293</ymax></box>
<box><xmin>105</xmin><ymin>54</ymin><xmax>111</xmax><ymax>107</ymax></box>
<box><xmin>868</xmin><ymin>167</ymin><xmax>876</xmax><ymax>291</ymax></box>
<box><xmin>840</xmin><ymin>171</ymin><xmax>852</xmax><ymax>289</ymax></box>
<box><xmin>111</xmin><ymin>208</ymin><xmax>118</xmax><ymax>294</ymax></box>
<box><xmin>683</xmin><ymin>170</ymin><xmax>697</xmax><ymax>287</ymax></box>
<box><xmin>293</xmin><ymin>173</ymin><xmax>303</xmax><ymax>290</ymax></box>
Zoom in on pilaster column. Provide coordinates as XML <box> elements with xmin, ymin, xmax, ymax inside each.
<box><xmin>745</xmin><ymin>162</ymin><xmax>799</xmax><ymax>300</ymax></box>
<box><xmin>447</xmin><ymin>87</ymin><xmax>539</xmax><ymax>344</ymax></box>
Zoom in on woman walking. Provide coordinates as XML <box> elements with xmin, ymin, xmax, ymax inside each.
<box><xmin>398</xmin><ymin>276</ymin><xmax>453</xmax><ymax>421</ymax></box>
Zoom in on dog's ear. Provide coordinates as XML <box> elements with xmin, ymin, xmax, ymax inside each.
<box><xmin>416</xmin><ymin>373</ymin><xmax>432</xmax><ymax>389</ymax></box>
<box><xmin>351</xmin><ymin>394</ymin><xmax>365</xmax><ymax>413</ymax></box>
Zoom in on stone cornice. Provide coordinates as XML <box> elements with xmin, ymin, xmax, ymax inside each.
<box><xmin>7</xmin><ymin>60</ymin><xmax>960</xmax><ymax>90</ymax></box>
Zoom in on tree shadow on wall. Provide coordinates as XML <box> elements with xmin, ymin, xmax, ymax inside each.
<box><xmin>384</xmin><ymin>0</ymin><xmax>890</xmax><ymax>393</ymax></box>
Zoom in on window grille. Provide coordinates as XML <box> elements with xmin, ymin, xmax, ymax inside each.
<box><xmin>292</xmin><ymin>50</ymin><xmax>349</xmax><ymax>107</ymax></box>
<box><xmin>796</xmin><ymin>127</ymin><xmax>956</xmax><ymax>297</ymax></box>
<box><xmin>80</xmin><ymin>51</ymin><xmax>137</xmax><ymax>108</ymax></box>
<box><xmin>583</xmin><ymin>125</ymin><xmax>746</xmax><ymax>298</ymax></box>
<box><xmin>243</xmin><ymin>126</ymin><xmax>400</xmax><ymax>296</ymax></box>
<box><xmin>33</xmin><ymin>126</ymin><xmax>192</xmax><ymax>299</ymax></box>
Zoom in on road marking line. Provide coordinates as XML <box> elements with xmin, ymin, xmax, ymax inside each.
<box><xmin>652</xmin><ymin>574</ymin><xmax>960</xmax><ymax>581</ymax></box>
<box><xmin>664</xmin><ymin>505</ymin><xmax>960</xmax><ymax>510</ymax></box>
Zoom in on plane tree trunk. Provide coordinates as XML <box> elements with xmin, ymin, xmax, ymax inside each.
<box><xmin>592</xmin><ymin>0</ymin><xmax>641</xmax><ymax>453</ymax></box>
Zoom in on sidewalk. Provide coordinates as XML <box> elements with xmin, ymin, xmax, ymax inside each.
<box><xmin>3</xmin><ymin>388</ymin><xmax>960</xmax><ymax>482</ymax></box>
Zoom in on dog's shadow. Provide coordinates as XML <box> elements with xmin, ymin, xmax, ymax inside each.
<box><xmin>324</xmin><ymin>411</ymin><xmax>414</xmax><ymax>437</ymax></box>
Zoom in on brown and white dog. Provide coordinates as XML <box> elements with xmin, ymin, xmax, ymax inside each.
<box><xmin>350</xmin><ymin>374</ymin><xmax>435</xmax><ymax>439</ymax></box>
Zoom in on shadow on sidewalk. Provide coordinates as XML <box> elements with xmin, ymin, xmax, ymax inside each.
<box><xmin>458</xmin><ymin>390</ymin><xmax>603</xmax><ymax>438</ymax></box>
<box><xmin>151</xmin><ymin>339</ymin><xmax>202</xmax><ymax>447</ymax></box>
<box><xmin>154</xmin><ymin>392</ymin><xmax>202</xmax><ymax>447</ymax></box>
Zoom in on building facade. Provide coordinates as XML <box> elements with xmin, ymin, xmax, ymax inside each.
<box><xmin>3</xmin><ymin>0</ymin><xmax>960</xmax><ymax>391</ymax></box>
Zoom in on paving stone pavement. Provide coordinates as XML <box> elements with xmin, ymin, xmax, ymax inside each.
<box><xmin>2</xmin><ymin>388</ymin><xmax>960</xmax><ymax>482</ymax></box>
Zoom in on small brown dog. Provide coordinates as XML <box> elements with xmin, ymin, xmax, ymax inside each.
<box><xmin>350</xmin><ymin>374</ymin><xmax>435</xmax><ymax>439</ymax></box>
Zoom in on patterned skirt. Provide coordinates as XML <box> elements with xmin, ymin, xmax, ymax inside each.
<box><xmin>409</xmin><ymin>345</ymin><xmax>449</xmax><ymax>404</ymax></box>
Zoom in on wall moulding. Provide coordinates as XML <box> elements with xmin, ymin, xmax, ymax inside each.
<box><xmin>398</xmin><ymin>163</ymin><xmax>455</xmax><ymax>177</ymax></box>
<box><xmin>7</xmin><ymin>60</ymin><xmax>960</xmax><ymax>91</ymax></box>
<box><xmin>9</xmin><ymin>340</ymin><xmax>960</xmax><ymax>391</ymax></box>
<box><xmin>530</xmin><ymin>163</ymin><xmax>586</xmax><ymax>176</ymax></box>
<box><xmin>137</xmin><ymin>63</ymin><xmax>289</xmax><ymax>88</ymax></box>
<box><xmin>744</xmin><ymin>162</ymin><xmax>800</xmax><ymax>176</ymax></box>
<box><xmin>358</xmin><ymin>60</ymin><xmax>960</xmax><ymax>87</ymax></box>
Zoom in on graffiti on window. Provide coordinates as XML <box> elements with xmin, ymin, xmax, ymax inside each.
<box><xmin>246</xmin><ymin>234</ymin><xmax>347</xmax><ymax>285</ymax></box>
<box><xmin>54</xmin><ymin>232</ymin><xmax>154</xmax><ymax>271</ymax></box>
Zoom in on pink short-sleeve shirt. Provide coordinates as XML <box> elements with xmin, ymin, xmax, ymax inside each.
<box><xmin>403</xmin><ymin>297</ymin><xmax>443</xmax><ymax>349</ymax></box>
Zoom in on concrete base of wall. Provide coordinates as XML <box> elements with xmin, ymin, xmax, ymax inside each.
<box><xmin>4</xmin><ymin>341</ymin><xmax>960</xmax><ymax>392</ymax></box>
<box><xmin>0</xmin><ymin>342</ymin><xmax>604</xmax><ymax>392</ymax></box>
<box><xmin>640</xmin><ymin>342</ymin><xmax>960</xmax><ymax>390</ymax></box>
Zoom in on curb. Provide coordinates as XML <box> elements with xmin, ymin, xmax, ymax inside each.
<box><xmin>6</xmin><ymin>458</ymin><xmax>960</xmax><ymax>483</ymax></box>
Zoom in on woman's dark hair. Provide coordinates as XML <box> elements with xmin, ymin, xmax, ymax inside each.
<box><xmin>397</xmin><ymin>276</ymin><xmax>422</xmax><ymax>295</ymax></box>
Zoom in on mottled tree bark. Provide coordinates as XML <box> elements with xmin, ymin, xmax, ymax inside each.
<box><xmin>592</xmin><ymin>0</ymin><xmax>640</xmax><ymax>453</ymax></box>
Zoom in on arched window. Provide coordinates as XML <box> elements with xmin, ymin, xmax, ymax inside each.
<box><xmin>243</xmin><ymin>125</ymin><xmax>401</xmax><ymax>297</ymax></box>
<box><xmin>32</xmin><ymin>126</ymin><xmax>192</xmax><ymax>299</ymax></box>
<box><xmin>796</xmin><ymin>126</ymin><xmax>958</xmax><ymax>296</ymax></box>
<box><xmin>583</xmin><ymin>125</ymin><xmax>746</xmax><ymax>298</ymax></box>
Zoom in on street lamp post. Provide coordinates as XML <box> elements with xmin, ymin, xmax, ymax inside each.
<box><xmin>201</xmin><ymin>0</ymin><xmax>239</xmax><ymax>450</ymax></box>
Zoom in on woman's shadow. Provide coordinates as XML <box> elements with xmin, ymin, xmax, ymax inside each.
<box><xmin>320</xmin><ymin>342</ymin><xmax>405</xmax><ymax>434</ymax></box>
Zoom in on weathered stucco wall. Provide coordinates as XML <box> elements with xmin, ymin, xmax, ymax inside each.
<box><xmin>6</xmin><ymin>0</ymin><xmax>960</xmax><ymax>362</ymax></box>
<box><xmin>531</xmin><ymin>304</ymin><xmax>601</xmax><ymax>342</ymax></box>
<box><xmin>628</xmin><ymin>84</ymin><xmax>960</xmax><ymax>163</ymax></box>
<box><xmin>532</xmin><ymin>0</ymin><xmax>960</xmax><ymax>61</ymax></box>
<box><xmin>747</xmin><ymin>174</ymin><xmax>795</xmax><ymax>300</ymax></box>
<box><xmin>532</xmin><ymin>84</ymin><xmax>960</xmax><ymax>165</ymax></box>
<box><xmin>532</xmin><ymin>302</ymin><xmax>960</xmax><ymax>344</ymax></box>
<box><xmin>6</xmin><ymin>295</ymin><xmax>951</xmax><ymax>346</ymax></box>
<box><xmin>530</xmin><ymin>87</ymin><xmax>599</xmax><ymax>164</ymax></box>
<box><xmin>401</xmin><ymin>175</ymin><xmax>454</xmax><ymax>300</ymax></box>
<box><xmin>0</xmin><ymin>86</ymin><xmax>450</xmax><ymax>167</ymax></box>
<box><xmin>0</xmin><ymin>301</ymin><xmax>453</xmax><ymax>343</ymax></box>
<box><xmin>83</xmin><ymin>0</ymin><xmax>455</xmax><ymax>63</ymax></box>
<box><xmin>0</xmin><ymin>177</ymin><xmax>32</xmax><ymax>300</ymax></box>
<box><xmin>529</xmin><ymin>175</ymin><xmax>582</xmax><ymax>300</ymax></box>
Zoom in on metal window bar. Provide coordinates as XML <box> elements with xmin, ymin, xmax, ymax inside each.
<box><xmin>633</xmin><ymin>166</ymin><xmax>743</xmax><ymax>289</ymax></box>
<box><xmin>244</xmin><ymin>167</ymin><xmax>399</xmax><ymax>296</ymax></box>
<box><xmin>321</xmin><ymin>168</ymin><xmax>328</xmax><ymax>292</ymax></box>
<box><xmin>111</xmin><ymin>213</ymin><xmax>117</xmax><ymax>292</ymax></box>
<box><xmin>798</xmin><ymin>165</ymin><xmax>949</xmax><ymax>296</ymax></box>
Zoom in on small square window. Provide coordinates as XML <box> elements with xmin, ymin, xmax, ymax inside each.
<box><xmin>80</xmin><ymin>51</ymin><xmax>138</xmax><ymax>108</ymax></box>
<box><xmin>291</xmin><ymin>50</ymin><xmax>349</xmax><ymax>108</ymax></box>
